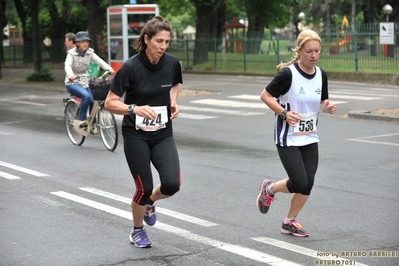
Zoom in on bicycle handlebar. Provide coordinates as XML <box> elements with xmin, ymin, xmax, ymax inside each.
<box><xmin>99</xmin><ymin>70</ymin><xmax>112</xmax><ymax>79</ymax></box>
<box><xmin>71</xmin><ymin>70</ymin><xmax>112</xmax><ymax>82</ymax></box>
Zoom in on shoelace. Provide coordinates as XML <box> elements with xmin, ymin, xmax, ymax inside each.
<box><xmin>289</xmin><ymin>220</ymin><xmax>303</xmax><ymax>229</ymax></box>
<box><xmin>263</xmin><ymin>194</ymin><xmax>276</xmax><ymax>206</ymax></box>
<box><xmin>134</xmin><ymin>229</ymin><xmax>149</xmax><ymax>241</ymax></box>
<box><xmin>145</xmin><ymin>205</ymin><xmax>155</xmax><ymax>217</ymax></box>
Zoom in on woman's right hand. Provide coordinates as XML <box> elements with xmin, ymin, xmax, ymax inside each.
<box><xmin>69</xmin><ymin>75</ymin><xmax>77</xmax><ymax>81</ymax></box>
<box><xmin>135</xmin><ymin>105</ymin><xmax>157</xmax><ymax>121</ymax></box>
<box><xmin>287</xmin><ymin>111</ymin><xmax>302</xmax><ymax>127</ymax></box>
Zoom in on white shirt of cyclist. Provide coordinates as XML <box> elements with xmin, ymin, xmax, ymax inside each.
<box><xmin>276</xmin><ymin>64</ymin><xmax>322</xmax><ymax>147</ymax></box>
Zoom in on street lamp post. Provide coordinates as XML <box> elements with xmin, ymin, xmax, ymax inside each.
<box><xmin>382</xmin><ymin>4</ymin><xmax>393</xmax><ymax>57</ymax></box>
<box><xmin>383</xmin><ymin>4</ymin><xmax>393</xmax><ymax>22</ymax></box>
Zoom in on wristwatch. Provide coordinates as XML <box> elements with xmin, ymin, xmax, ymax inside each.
<box><xmin>127</xmin><ymin>104</ymin><xmax>136</xmax><ymax>116</ymax></box>
<box><xmin>279</xmin><ymin>110</ymin><xmax>288</xmax><ymax>120</ymax></box>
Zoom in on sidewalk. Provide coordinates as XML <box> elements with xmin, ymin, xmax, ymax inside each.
<box><xmin>0</xmin><ymin>68</ymin><xmax>66</xmax><ymax>91</ymax></box>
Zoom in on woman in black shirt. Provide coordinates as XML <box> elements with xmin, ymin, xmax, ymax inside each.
<box><xmin>105</xmin><ymin>15</ymin><xmax>182</xmax><ymax>248</ymax></box>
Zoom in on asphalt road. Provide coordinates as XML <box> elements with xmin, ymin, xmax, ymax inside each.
<box><xmin>0</xmin><ymin>74</ymin><xmax>398</xmax><ymax>266</ymax></box>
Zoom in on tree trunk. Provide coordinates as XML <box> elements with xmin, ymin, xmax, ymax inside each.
<box><xmin>246</xmin><ymin>16</ymin><xmax>265</xmax><ymax>54</ymax></box>
<box><xmin>192</xmin><ymin>0</ymin><xmax>223</xmax><ymax>65</ymax></box>
<box><xmin>88</xmin><ymin>0</ymin><xmax>99</xmax><ymax>54</ymax></box>
<box><xmin>244</xmin><ymin>1</ymin><xmax>267</xmax><ymax>54</ymax></box>
<box><xmin>29</xmin><ymin>0</ymin><xmax>42</xmax><ymax>71</ymax></box>
<box><xmin>13</xmin><ymin>0</ymin><xmax>31</xmax><ymax>63</ymax></box>
<box><xmin>0</xmin><ymin>0</ymin><xmax>7</xmax><ymax>79</ymax></box>
<box><xmin>48</xmin><ymin>0</ymin><xmax>71</xmax><ymax>63</ymax></box>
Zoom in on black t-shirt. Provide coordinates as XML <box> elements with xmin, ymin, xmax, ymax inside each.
<box><xmin>266</xmin><ymin>63</ymin><xmax>328</xmax><ymax>101</ymax></box>
<box><xmin>110</xmin><ymin>52</ymin><xmax>183</xmax><ymax>140</ymax></box>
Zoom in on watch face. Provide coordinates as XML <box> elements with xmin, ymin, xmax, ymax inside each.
<box><xmin>128</xmin><ymin>105</ymin><xmax>132</xmax><ymax>111</ymax></box>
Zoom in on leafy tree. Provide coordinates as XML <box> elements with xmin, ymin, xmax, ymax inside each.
<box><xmin>41</xmin><ymin>0</ymin><xmax>73</xmax><ymax>62</ymax></box>
<box><xmin>190</xmin><ymin>0</ymin><xmax>224</xmax><ymax>65</ymax></box>
<box><xmin>245</xmin><ymin>0</ymin><xmax>292</xmax><ymax>54</ymax></box>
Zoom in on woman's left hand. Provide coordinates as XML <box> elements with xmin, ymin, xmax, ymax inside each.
<box><xmin>322</xmin><ymin>100</ymin><xmax>337</xmax><ymax>114</ymax></box>
<box><xmin>170</xmin><ymin>101</ymin><xmax>179</xmax><ymax>120</ymax></box>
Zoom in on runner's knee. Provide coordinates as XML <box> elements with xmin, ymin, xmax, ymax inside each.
<box><xmin>160</xmin><ymin>176</ymin><xmax>180</xmax><ymax>196</ymax></box>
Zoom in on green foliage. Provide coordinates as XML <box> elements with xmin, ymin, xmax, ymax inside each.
<box><xmin>142</xmin><ymin>0</ymin><xmax>195</xmax><ymax>37</ymax></box>
<box><xmin>26</xmin><ymin>67</ymin><xmax>54</xmax><ymax>82</ymax></box>
<box><xmin>67</xmin><ymin>6</ymin><xmax>89</xmax><ymax>33</ymax></box>
<box><xmin>5</xmin><ymin>0</ymin><xmax>19</xmax><ymax>26</ymax></box>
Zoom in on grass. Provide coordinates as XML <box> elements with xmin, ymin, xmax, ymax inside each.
<box><xmin>169</xmin><ymin>47</ymin><xmax>399</xmax><ymax>74</ymax></box>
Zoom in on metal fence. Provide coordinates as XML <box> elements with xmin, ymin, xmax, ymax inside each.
<box><xmin>2</xmin><ymin>23</ymin><xmax>399</xmax><ymax>74</ymax></box>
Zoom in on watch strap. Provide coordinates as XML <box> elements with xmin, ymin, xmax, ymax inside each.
<box><xmin>128</xmin><ymin>104</ymin><xmax>136</xmax><ymax>116</ymax></box>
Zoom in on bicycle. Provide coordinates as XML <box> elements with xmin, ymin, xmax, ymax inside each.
<box><xmin>63</xmin><ymin>71</ymin><xmax>118</xmax><ymax>151</ymax></box>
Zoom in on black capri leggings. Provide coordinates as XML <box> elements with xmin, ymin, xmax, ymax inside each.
<box><xmin>124</xmin><ymin>136</ymin><xmax>181</xmax><ymax>206</ymax></box>
<box><xmin>276</xmin><ymin>143</ymin><xmax>319</xmax><ymax>195</ymax></box>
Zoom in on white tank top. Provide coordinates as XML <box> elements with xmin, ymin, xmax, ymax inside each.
<box><xmin>274</xmin><ymin>64</ymin><xmax>322</xmax><ymax>147</ymax></box>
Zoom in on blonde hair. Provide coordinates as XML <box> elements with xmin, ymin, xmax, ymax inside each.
<box><xmin>277</xmin><ymin>30</ymin><xmax>322</xmax><ymax>69</ymax></box>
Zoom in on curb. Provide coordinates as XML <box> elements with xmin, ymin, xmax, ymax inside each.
<box><xmin>348</xmin><ymin>110</ymin><xmax>399</xmax><ymax>123</ymax></box>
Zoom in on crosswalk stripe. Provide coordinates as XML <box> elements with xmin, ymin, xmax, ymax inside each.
<box><xmin>51</xmin><ymin>190</ymin><xmax>304</xmax><ymax>266</ymax></box>
<box><xmin>329</xmin><ymin>94</ymin><xmax>381</xmax><ymax>100</ymax></box>
<box><xmin>331</xmin><ymin>91</ymin><xmax>399</xmax><ymax>98</ymax></box>
<box><xmin>0</xmin><ymin>160</ymin><xmax>49</xmax><ymax>177</ymax></box>
<box><xmin>252</xmin><ymin>237</ymin><xmax>370</xmax><ymax>266</ymax></box>
<box><xmin>3</xmin><ymin>100</ymin><xmax>47</xmax><ymax>106</ymax></box>
<box><xmin>228</xmin><ymin>94</ymin><xmax>260</xmax><ymax>100</ymax></box>
<box><xmin>0</xmin><ymin>171</ymin><xmax>21</xmax><ymax>180</ymax></box>
<box><xmin>115</xmin><ymin>92</ymin><xmax>384</xmax><ymax>122</ymax></box>
<box><xmin>179</xmin><ymin>113</ymin><xmax>218</xmax><ymax>120</ymax></box>
<box><xmin>191</xmin><ymin>99</ymin><xmax>268</xmax><ymax>109</ymax></box>
<box><xmin>79</xmin><ymin>187</ymin><xmax>218</xmax><ymax>227</ymax></box>
<box><xmin>180</xmin><ymin>105</ymin><xmax>265</xmax><ymax>115</ymax></box>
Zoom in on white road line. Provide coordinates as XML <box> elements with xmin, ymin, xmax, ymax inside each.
<box><xmin>156</xmin><ymin>223</ymin><xmax>304</xmax><ymax>266</ymax></box>
<box><xmin>51</xmin><ymin>191</ymin><xmax>304</xmax><ymax>266</ymax></box>
<box><xmin>180</xmin><ymin>105</ymin><xmax>265</xmax><ymax>115</ymax></box>
<box><xmin>191</xmin><ymin>99</ymin><xmax>268</xmax><ymax>109</ymax></box>
<box><xmin>0</xmin><ymin>132</ymin><xmax>10</xmax><ymax>135</ymax></box>
<box><xmin>252</xmin><ymin>237</ymin><xmax>370</xmax><ymax>266</ymax></box>
<box><xmin>0</xmin><ymin>171</ymin><xmax>21</xmax><ymax>180</ymax></box>
<box><xmin>329</xmin><ymin>94</ymin><xmax>381</xmax><ymax>100</ymax></box>
<box><xmin>0</xmin><ymin>160</ymin><xmax>49</xmax><ymax>177</ymax></box>
<box><xmin>347</xmin><ymin>139</ymin><xmax>399</xmax><ymax>147</ymax></box>
<box><xmin>229</xmin><ymin>93</ymin><xmax>379</xmax><ymax>102</ymax></box>
<box><xmin>330</xmin><ymin>91</ymin><xmax>399</xmax><ymax>98</ymax></box>
<box><xmin>179</xmin><ymin>113</ymin><xmax>218</xmax><ymax>120</ymax></box>
<box><xmin>7</xmin><ymin>100</ymin><xmax>47</xmax><ymax>106</ymax></box>
<box><xmin>79</xmin><ymin>187</ymin><xmax>218</xmax><ymax>227</ymax></box>
<box><xmin>347</xmin><ymin>133</ymin><xmax>399</xmax><ymax>147</ymax></box>
<box><xmin>228</xmin><ymin>94</ymin><xmax>260</xmax><ymax>100</ymax></box>
<box><xmin>330</xmin><ymin>84</ymin><xmax>397</xmax><ymax>91</ymax></box>
<box><xmin>349</xmin><ymin>133</ymin><xmax>399</xmax><ymax>139</ymax></box>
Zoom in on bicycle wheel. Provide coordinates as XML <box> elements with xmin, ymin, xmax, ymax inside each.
<box><xmin>64</xmin><ymin>100</ymin><xmax>85</xmax><ymax>146</ymax></box>
<box><xmin>98</xmin><ymin>107</ymin><xmax>118</xmax><ymax>151</ymax></box>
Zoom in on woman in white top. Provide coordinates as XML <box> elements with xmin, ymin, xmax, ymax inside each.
<box><xmin>256</xmin><ymin>30</ymin><xmax>337</xmax><ymax>237</ymax></box>
<box><xmin>64</xmin><ymin>31</ymin><xmax>114</xmax><ymax>130</ymax></box>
